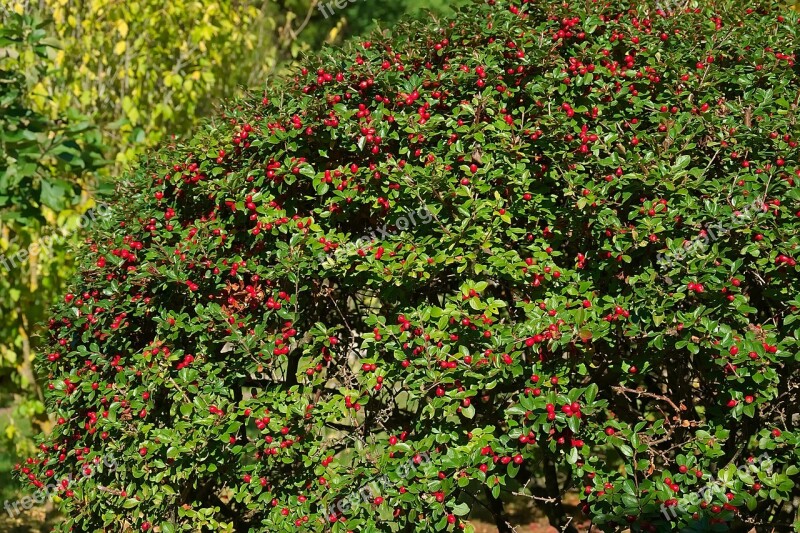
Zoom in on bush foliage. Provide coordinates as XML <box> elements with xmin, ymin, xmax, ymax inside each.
<box><xmin>18</xmin><ymin>0</ymin><xmax>800</xmax><ymax>531</ymax></box>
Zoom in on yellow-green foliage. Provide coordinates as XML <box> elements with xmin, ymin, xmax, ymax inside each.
<box><xmin>27</xmin><ymin>0</ymin><xmax>284</xmax><ymax>165</ymax></box>
<box><xmin>1</xmin><ymin>12</ymin><xmax>106</xmax><ymax>457</ymax></box>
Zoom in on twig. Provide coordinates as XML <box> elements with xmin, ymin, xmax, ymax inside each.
<box><xmin>612</xmin><ymin>385</ymin><xmax>684</xmax><ymax>414</ymax></box>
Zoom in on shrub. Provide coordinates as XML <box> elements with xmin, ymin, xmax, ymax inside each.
<box><xmin>17</xmin><ymin>0</ymin><xmax>800</xmax><ymax>531</ymax></box>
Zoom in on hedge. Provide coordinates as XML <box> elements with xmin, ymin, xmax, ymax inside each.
<box><xmin>16</xmin><ymin>0</ymin><xmax>800</xmax><ymax>531</ymax></box>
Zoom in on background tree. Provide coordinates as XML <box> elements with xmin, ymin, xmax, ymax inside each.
<box><xmin>0</xmin><ymin>11</ymin><xmax>106</xmax><ymax>472</ymax></box>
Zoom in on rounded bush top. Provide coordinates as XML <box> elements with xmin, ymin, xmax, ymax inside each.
<box><xmin>21</xmin><ymin>1</ymin><xmax>799</xmax><ymax>531</ymax></box>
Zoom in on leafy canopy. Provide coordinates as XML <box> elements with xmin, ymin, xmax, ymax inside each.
<box><xmin>18</xmin><ymin>0</ymin><xmax>800</xmax><ymax>531</ymax></box>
